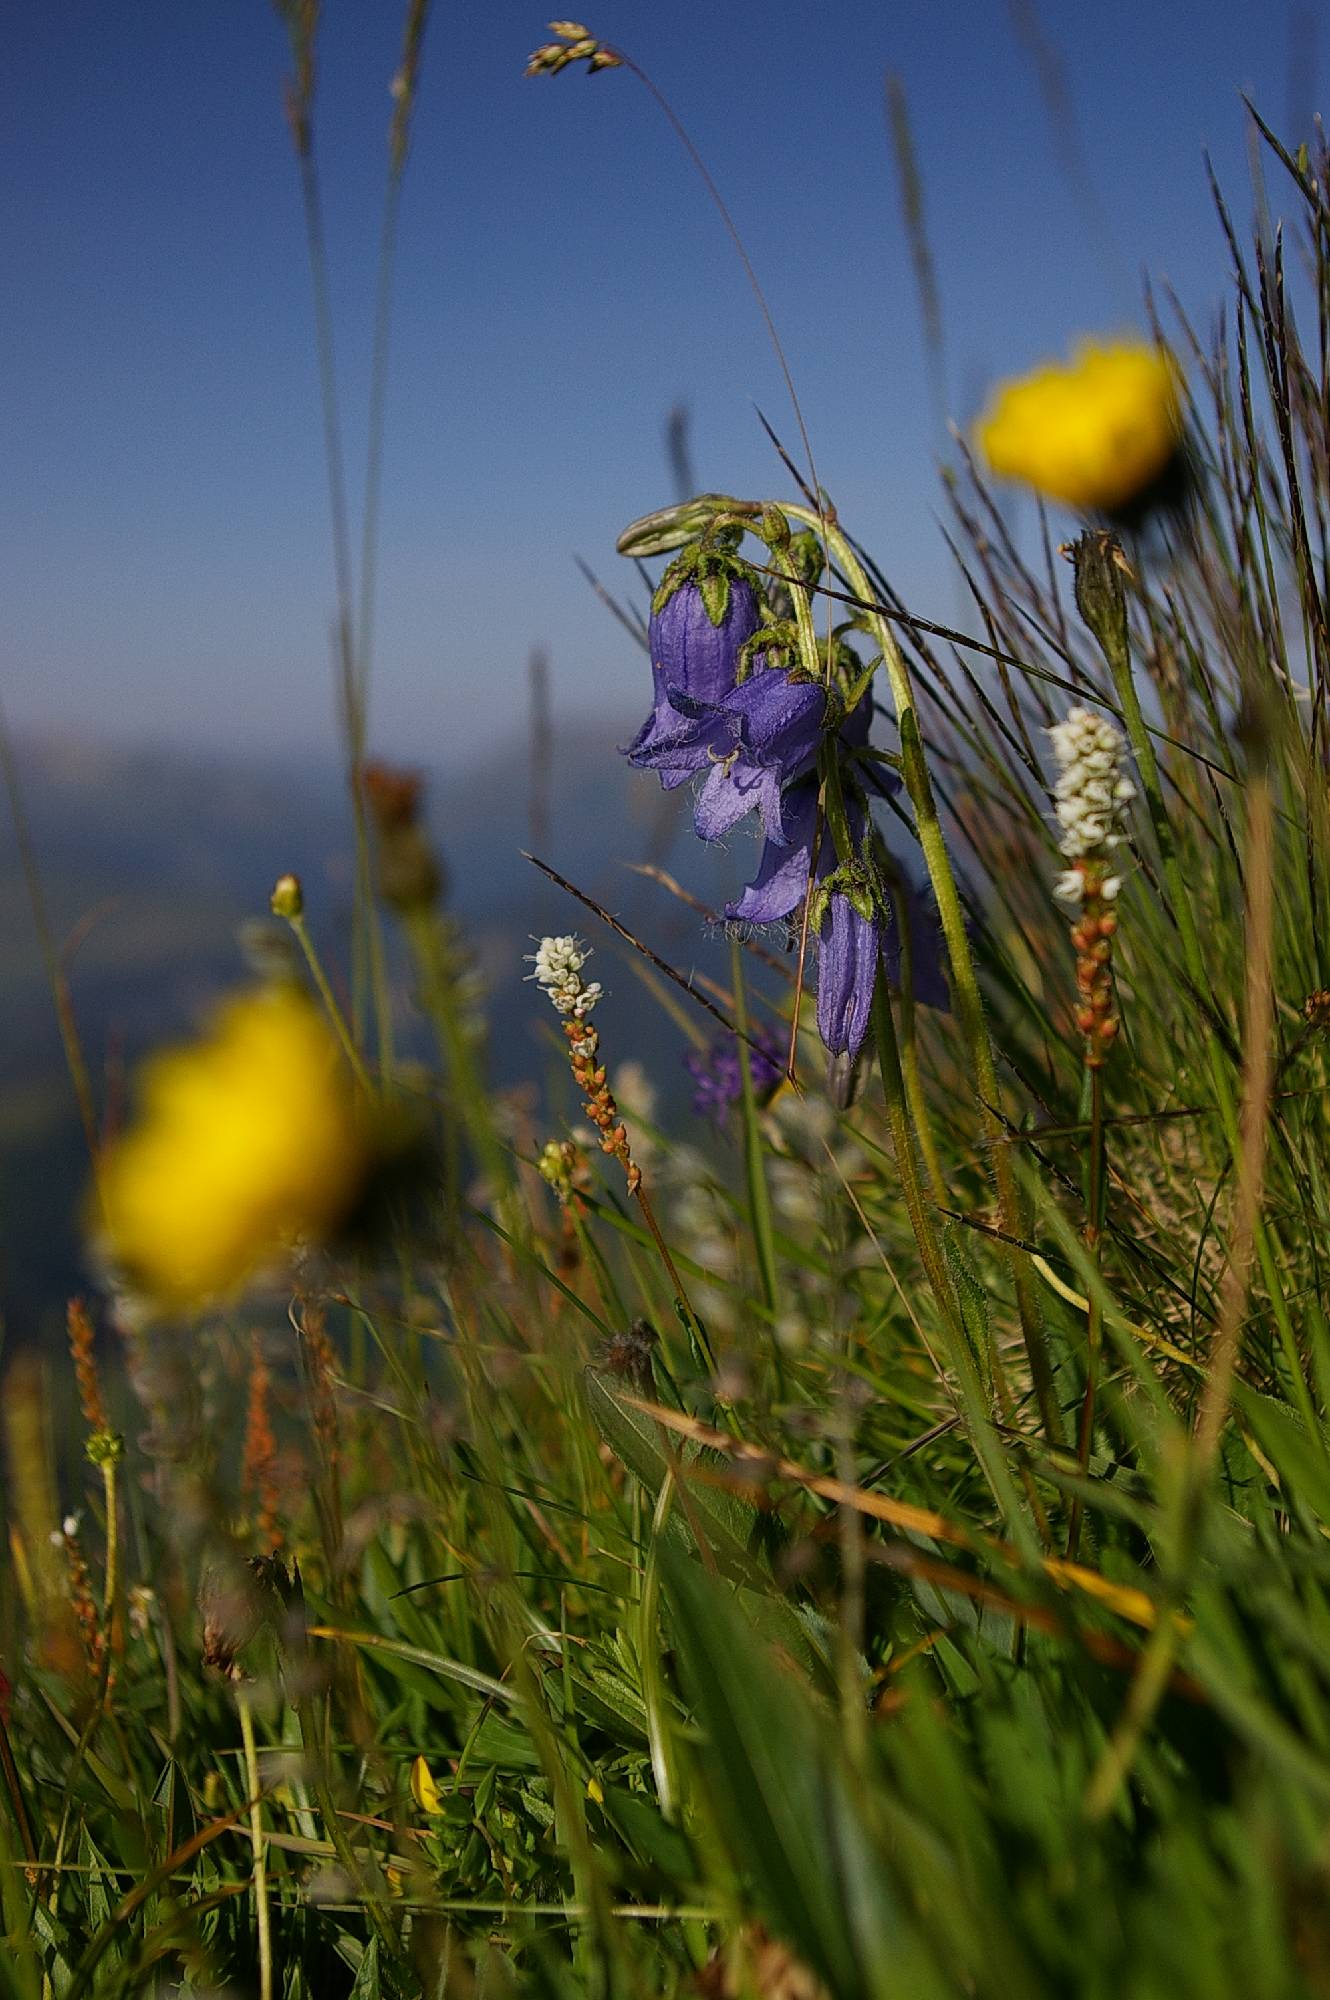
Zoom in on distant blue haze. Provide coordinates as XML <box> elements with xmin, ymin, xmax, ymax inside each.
<box><xmin>1</xmin><ymin>1</ymin><xmax>1310</xmax><ymax>766</ymax></box>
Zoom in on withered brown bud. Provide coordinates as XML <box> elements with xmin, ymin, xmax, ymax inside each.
<box><xmin>598</xmin><ymin>1319</ymin><xmax>658</xmax><ymax>1391</ymax></box>
<box><xmin>361</xmin><ymin>762</ymin><xmax>444</xmax><ymax>912</ymax></box>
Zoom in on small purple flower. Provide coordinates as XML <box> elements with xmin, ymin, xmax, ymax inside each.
<box><xmin>685</xmin><ymin>1027</ymin><xmax>784</xmax><ymax>1124</ymax></box>
<box><xmin>625</xmin><ymin>570</ymin><xmax>763</xmax><ymax>779</ymax></box>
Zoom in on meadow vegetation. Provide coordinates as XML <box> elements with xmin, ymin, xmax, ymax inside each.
<box><xmin>5</xmin><ymin>14</ymin><xmax>1330</xmax><ymax>1997</ymax></box>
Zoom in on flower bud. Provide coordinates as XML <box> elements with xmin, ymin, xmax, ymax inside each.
<box><xmin>270</xmin><ymin>873</ymin><xmax>304</xmax><ymax>921</ymax></box>
<box><xmin>759</xmin><ymin>504</ymin><xmax>791</xmax><ymax>551</ymax></box>
<box><xmin>616</xmin><ymin>495</ymin><xmax>756</xmax><ymax>559</ymax></box>
<box><xmin>1070</xmin><ymin>531</ymin><xmax>1132</xmax><ymax>677</ymax></box>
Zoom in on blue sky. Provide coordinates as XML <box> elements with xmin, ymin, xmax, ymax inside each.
<box><xmin>1</xmin><ymin>1</ymin><xmax>1312</xmax><ymax>767</ymax></box>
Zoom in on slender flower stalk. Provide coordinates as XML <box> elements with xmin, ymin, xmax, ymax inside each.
<box><xmin>1049</xmin><ymin>705</ymin><xmax>1134</xmax><ymax>1065</ymax></box>
<box><xmin>271</xmin><ymin>876</ymin><xmax>375</xmax><ymax>1099</ymax></box>
<box><xmin>237</xmin><ymin>1689</ymin><xmax>273</xmax><ymax>2000</ymax></box>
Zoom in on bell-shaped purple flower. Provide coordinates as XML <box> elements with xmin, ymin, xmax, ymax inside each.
<box><xmin>688</xmin><ymin>672</ymin><xmax>827</xmax><ymax>844</ymax></box>
<box><xmin>631</xmin><ymin>668</ymin><xmax>828</xmax><ymax>842</ymax></box>
<box><xmin>726</xmin><ymin>778</ymin><xmax>820</xmax><ymax>924</ymax></box>
<box><xmin>815</xmin><ymin>894</ymin><xmax>881</xmax><ymax>1059</ymax></box>
<box><xmin>625</xmin><ymin>571</ymin><xmax>763</xmax><ymax>778</ymax></box>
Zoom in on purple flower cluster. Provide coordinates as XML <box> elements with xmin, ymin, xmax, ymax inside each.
<box><xmin>627</xmin><ymin>570</ymin><xmax>827</xmax><ymax>844</ymax></box>
<box><xmin>625</xmin><ymin>555</ymin><xmax>900</xmax><ymax>1065</ymax></box>
<box><xmin>685</xmin><ymin>1027</ymin><xmax>785</xmax><ymax>1125</ymax></box>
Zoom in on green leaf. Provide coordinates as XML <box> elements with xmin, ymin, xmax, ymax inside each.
<box><xmin>595</xmin><ymin>1785</ymin><xmax>695</xmax><ymax>1886</ymax></box>
<box><xmin>662</xmin><ymin>1546</ymin><xmax>901</xmax><ymax>1998</ymax></box>
<box><xmin>1232</xmin><ymin>1384</ymin><xmax>1330</xmax><ymax>1521</ymax></box>
<box><xmin>348</xmin><ymin>1936</ymin><xmax>380</xmax><ymax>2000</ymax></box>
<box><xmin>584</xmin><ymin>1372</ymin><xmax>767</xmax><ymax>1580</ymax></box>
<box><xmin>77</xmin><ymin>1830</ymin><xmax>120</xmax><ymax>1964</ymax></box>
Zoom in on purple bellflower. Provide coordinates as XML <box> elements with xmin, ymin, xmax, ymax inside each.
<box><xmin>625</xmin><ymin>567</ymin><xmax>762</xmax><ymax>777</ymax></box>
<box><xmin>659</xmin><ymin>670</ymin><xmax>828</xmax><ymax>844</ymax></box>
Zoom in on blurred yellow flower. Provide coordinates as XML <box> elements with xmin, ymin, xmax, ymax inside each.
<box><xmin>98</xmin><ymin>987</ymin><xmax>365</xmax><ymax>1311</ymax></box>
<box><xmin>976</xmin><ymin>339</ymin><xmax>1182</xmax><ymax>513</ymax></box>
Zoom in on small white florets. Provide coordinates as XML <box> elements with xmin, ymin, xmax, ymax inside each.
<box><xmin>1048</xmin><ymin>707</ymin><xmax>1136</xmax><ymax>894</ymax></box>
<box><xmin>527</xmin><ymin>935</ymin><xmax>602</xmax><ymax>1020</ymax></box>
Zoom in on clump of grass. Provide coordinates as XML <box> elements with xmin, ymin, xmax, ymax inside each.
<box><xmin>7</xmin><ymin>19</ymin><xmax>1330</xmax><ymax>2000</ymax></box>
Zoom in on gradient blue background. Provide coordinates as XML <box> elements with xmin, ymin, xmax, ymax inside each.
<box><xmin>2</xmin><ymin>1</ymin><xmax>1315</xmax><ymax>766</ymax></box>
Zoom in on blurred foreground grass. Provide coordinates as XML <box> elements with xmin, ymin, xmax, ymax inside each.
<box><xmin>6</xmin><ymin>21</ymin><xmax>1330</xmax><ymax>1999</ymax></box>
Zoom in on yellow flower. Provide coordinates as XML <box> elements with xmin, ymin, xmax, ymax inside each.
<box><xmin>975</xmin><ymin>339</ymin><xmax>1183</xmax><ymax>513</ymax></box>
<box><xmin>410</xmin><ymin>1753</ymin><xmax>444</xmax><ymax>1815</ymax></box>
<box><xmin>97</xmin><ymin>986</ymin><xmax>365</xmax><ymax>1311</ymax></box>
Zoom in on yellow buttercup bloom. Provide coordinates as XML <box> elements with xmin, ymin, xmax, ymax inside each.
<box><xmin>98</xmin><ymin>986</ymin><xmax>366</xmax><ymax>1311</ymax></box>
<box><xmin>976</xmin><ymin>339</ymin><xmax>1182</xmax><ymax>513</ymax></box>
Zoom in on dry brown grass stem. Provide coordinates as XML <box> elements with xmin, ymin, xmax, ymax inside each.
<box><xmin>241</xmin><ymin>1337</ymin><xmax>283</xmax><ymax>1556</ymax></box>
<box><xmin>67</xmin><ymin>1298</ymin><xmax>108</xmax><ymax>1436</ymax></box>
<box><xmin>622</xmin><ymin>1396</ymin><xmax>1159</xmax><ymax>1632</ymax></box>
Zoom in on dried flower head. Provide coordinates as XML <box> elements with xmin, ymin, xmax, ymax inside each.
<box><xmin>525</xmin><ymin>20</ymin><xmax>621</xmax><ymax>77</ymax></box>
<box><xmin>977</xmin><ymin>339</ymin><xmax>1183</xmax><ymax>514</ymax></box>
<box><xmin>598</xmin><ymin>1318</ymin><xmax>657</xmax><ymax>1390</ymax></box>
<box><xmin>362</xmin><ymin>762</ymin><xmax>443</xmax><ymax>911</ymax></box>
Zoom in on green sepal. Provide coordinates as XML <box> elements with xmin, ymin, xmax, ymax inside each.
<box><xmin>697</xmin><ymin>565</ymin><xmax>731</xmax><ymax>628</ymax></box>
<box><xmin>650</xmin><ymin>541</ymin><xmax>764</xmax><ymax>625</ymax></box>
